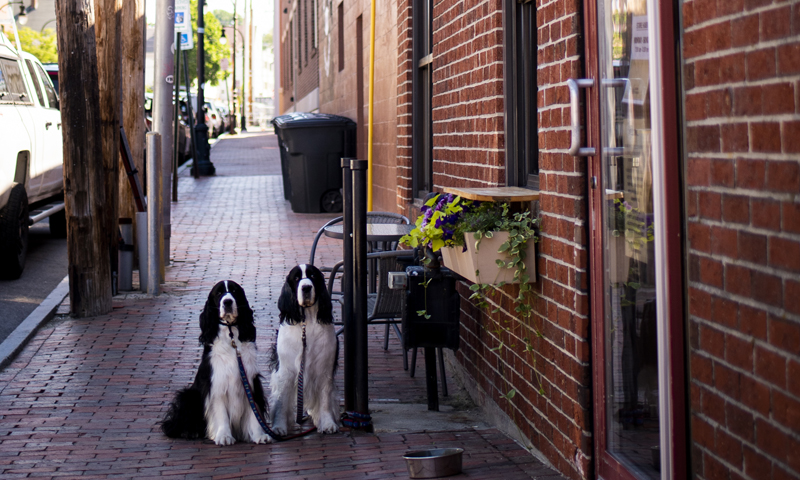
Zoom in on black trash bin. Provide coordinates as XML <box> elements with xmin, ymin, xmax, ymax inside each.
<box><xmin>271</xmin><ymin>113</ymin><xmax>356</xmax><ymax>213</ymax></box>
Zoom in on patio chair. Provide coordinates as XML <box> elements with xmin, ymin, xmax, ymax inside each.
<box><xmin>308</xmin><ymin>211</ymin><xmax>410</xmax><ymax>269</ymax></box>
<box><xmin>327</xmin><ymin>250</ymin><xmax>414</xmax><ymax>370</ymax></box>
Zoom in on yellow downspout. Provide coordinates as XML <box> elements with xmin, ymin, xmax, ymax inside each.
<box><xmin>367</xmin><ymin>0</ymin><xmax>376</xmax><ymax>211</ymax></box>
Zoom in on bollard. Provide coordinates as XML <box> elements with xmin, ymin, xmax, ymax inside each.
<box><xmin>118</xmin><ymin>218</ymin><xmax>133</xmax><ymax>291</ymax></box>
<box><xmin>351</xmin><ymin>159</ymin><xmax>369</xmax><ymax>421</ymax></box>
<box><xmin>136</xmin><ymin>211</ymin><xmax>148</xmax><ymax>292</ymax></box>
<box><xmin>341</xmin><ymin>158</ymin><xmax>355</xmax><ymax>412</ymax></box>
<box><xmin>146</xmin><ymin>132</ymin><xmax>162</xmax><ymax>296</ymax></box>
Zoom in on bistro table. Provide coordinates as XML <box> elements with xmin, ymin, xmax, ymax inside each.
<box><xmin>323</xmin><ymin>223</ymin><xmax>414</xmax><ymax>242</ymax></box>
<box><xmin>324</xmin><ymin>223</ymin><xmax>414</xmax><ymax>293</ymax></box>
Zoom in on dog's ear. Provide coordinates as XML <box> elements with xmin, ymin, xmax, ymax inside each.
<box><xmin>234</xmin><ymin>287</ymin><xmax>257</xmax><ymax>342</ymax></box>
<box><xmin>277</xmin><ymin>279</ymin><xmax>304</xmax><ymax>325</ymax></box>
<box><xmin>199</xmin><ymin>286</ymin><xmax>221</xmax><ymax>344</ymax></box>
<box><xmin>315</xmin><ymin>276</ymin><xmax>334</xmax><ymax>325</ymax></box>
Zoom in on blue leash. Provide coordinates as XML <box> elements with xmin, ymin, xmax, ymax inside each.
<box><xmin>228</xmin><ymin>325</ymin><xmax>316</xmax><ymax>442</ymax></box>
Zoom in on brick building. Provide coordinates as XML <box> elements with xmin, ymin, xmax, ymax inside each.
<box><xmin>276</xmin><ymin>0</ymin><xmax>800</xmax><ymax>478</ymax></box>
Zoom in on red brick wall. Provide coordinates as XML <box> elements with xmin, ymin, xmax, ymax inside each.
<box><xmin>395</xmin><ymin>1</ymin><xmax>592</xmax><ymax>478</ymax></box>
<box><xmin>396</xmin><ymin>0</ymin><xmax>413</xmax><ymax>215</ymax></box>
<box><xmin>431</xmin><ymin>0</ymin><xmax>506</xmax><ymax>188</ymax></box>
<box><xmin>278</xmin><ymin>0</ymin><xmax>320</xmax><ymax>112</ymax></box>
<box><xmin>682</xmin><ymin>0</ymin><xmax>800</xmax><ymax>478</ymax></box>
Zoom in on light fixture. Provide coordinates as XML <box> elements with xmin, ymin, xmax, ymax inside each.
<box><xmin>16</xmin><ymin>4</ymin><xmax>27</xmax><ymax>25</ymax></box>
<box><xmin>219</xmin><ymin>30</ymin><xmax>227</xmax><ymax>45</ymax></box>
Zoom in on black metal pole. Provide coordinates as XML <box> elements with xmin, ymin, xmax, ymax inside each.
<box><xmin>351</xmin><ymin>159</ymin><xmax>369</xmax><ymax>423</ymax></box>
<box><xmin>341</xmin><ymin>158</ymin><xmax>354</xmax><ymax>413</ymax></box>
<box><xmin>183</xmin><ymin>51</ymin><xmax>199</xmax><ymax>179</ymax></box>
<box><xmin>193</xmin><ymin>0</ymin><xmax>215</xmax><ymax>176</ymax></box>
<box><xmin>172</xmin><ymin>32</ymin><xmax>181</xmax><ymax>202</ymax></box>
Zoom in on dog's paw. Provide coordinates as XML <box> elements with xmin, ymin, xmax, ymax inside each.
<box><xmin>253</xmin><ymin>433</ymin><xmax>273</xmax><ymax>444</ymax></box>
<box><xmin>214</xmin><ymin>433</ymin><xmax>236</xmax><ymax>446</ymax></box>
<box><xmin>271</xmin><ymin>424</ymin><xmax>288</xmax><ymax>436</ymax></box>
<box><xmin>317</xmin><ymin>420</ymin><xmax>339</xmax><ymax>434</ymax></box>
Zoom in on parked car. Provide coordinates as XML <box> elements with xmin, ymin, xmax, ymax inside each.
<box><xmin>204</xmin><ymin>101</ymin><xmax>223</xmax><ymax>138</ymax></box>
<box><xmin>0</xmin><ymin>36</ymin><xmax>65</xmax><ymax>278</ymax></box>
<box><xmin>42</xmin><ymin>63</ymin><xmax>58</xmax><ymax>93</ymax></box>
<box><xmin>144</xmin><ymin>92</ymin><xmax>192</xmax><ymax>165</ymax></box>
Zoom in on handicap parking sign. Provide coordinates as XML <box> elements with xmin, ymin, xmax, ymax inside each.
<box><xmin>180</xmin><ymin>32</ymin><xmax>193</xmax><ymax>50</ymax></box>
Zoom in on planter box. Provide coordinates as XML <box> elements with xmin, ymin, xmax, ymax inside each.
<box><xmin>440</xmin><ymin>231</ymin><xmax>536</xmax><ymax>284</ymax></box>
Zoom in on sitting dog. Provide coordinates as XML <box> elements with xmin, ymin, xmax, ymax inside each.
<box><xmin>161</xmin><ymin>280</ymin><xmax>272</xmax><ymax>445</ymax></box>
<box><xmin>269</xmin><ymin>264</ymin><xmax>340</xmax><ymax>435</ymax></box>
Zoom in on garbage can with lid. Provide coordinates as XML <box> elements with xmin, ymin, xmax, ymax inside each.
<box><xmin>271</xmin><ymin>112</ymin><xmax>356</xmax><ymax>213</ymax></box>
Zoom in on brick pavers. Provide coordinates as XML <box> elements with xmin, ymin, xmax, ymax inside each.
<box><xmin>0</xmin><ymin>132</ymin><xmax>564</xmax><ymax>479</ymax></box>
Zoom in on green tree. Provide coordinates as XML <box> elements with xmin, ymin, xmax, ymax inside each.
<box><xmin>10</xmin><ymin>27</ymin><xmax>58</xmax><ymax>63</ymax></box>
<box><xmin>182</xmin><ymin>0</ymin><xmax>229</xmax><ymax>87</ymax></box>
<box><xmin>212</xmin><ymin>9</ymin><xmax>242</xmax><ymax>27</ymax></box>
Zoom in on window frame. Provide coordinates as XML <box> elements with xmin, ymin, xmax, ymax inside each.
<box><xmin>411</xmin><ymin>0</ymin><xmax>433</xmax><ymax>200</ymax></box>
<box><xmin>503</xmin><ymin>0</ymin><xmax>539</xmax><ymax>189</ymax></box>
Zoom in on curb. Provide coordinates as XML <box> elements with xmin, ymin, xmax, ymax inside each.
<box><xmin>0</xmin><ymin>275</ymin><xmax>69</xmax><ymax>370</ymax></box>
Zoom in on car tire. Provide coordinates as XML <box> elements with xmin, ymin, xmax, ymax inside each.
<box><xmin>50</xmin><ymin>207</ymin><xmax>67</xmax><ymax>238</ymax></box>
<box><xmin>0</xmin><ymin>183</ymin><xmax>29</xmax><ymax>279</ymax></box>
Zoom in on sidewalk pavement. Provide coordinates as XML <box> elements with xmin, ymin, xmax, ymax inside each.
<box><xmin>0</xmin><ymin>131</ymin><xmax>565</xmax><ymax>479</ymax></box>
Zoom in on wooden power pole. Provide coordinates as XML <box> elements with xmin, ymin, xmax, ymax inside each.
<box><xmin>95</xmin><ymin>0</ymin><xmax>122</xmax><ymax>296</ymax></box>
<box><xmin>55</xmin><ymin>0</ymin><xmax>122</xmax><ymax>317</ymax></box>
<box><xmin>120</xmin><ymin>0</ymin><xmax>145</xmax><ymax>225</ymax></box>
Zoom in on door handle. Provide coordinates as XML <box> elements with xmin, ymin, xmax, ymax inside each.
<box><xmin>567</xmin><ymin>78</ymin><xmax>595</xmax><ymax>157</ymax></box>
<box><xmin>45</xmin><ymin>122</ymin><xmax>52</xmax><ymax>130</ymax></box>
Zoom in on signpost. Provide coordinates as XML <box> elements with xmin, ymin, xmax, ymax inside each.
<box><xmin>175</xmin><ymin>0</ymin><xmax>193</xmax><ymax>49</ymax></box>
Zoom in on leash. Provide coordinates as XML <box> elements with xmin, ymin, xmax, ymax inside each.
<box><xmin>227</xmin><ymin>325</ymin><xmax>317</xmax><ymax>442</ymax></box>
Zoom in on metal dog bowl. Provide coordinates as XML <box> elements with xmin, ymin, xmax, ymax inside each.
<box><xmin>403</xmin><ymin>448</ymin><xmax>464</xmax><ymax>478</ymax></box>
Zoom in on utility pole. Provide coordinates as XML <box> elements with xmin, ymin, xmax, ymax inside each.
<box><xmin>240</xmin><ymin>0</ymin><xmax>247</xmax><ymax>132</ymax></box>
<box><xmin>55</xmin><ymin>0</ymin><xmax>111</xmax><ymax>316</ymax></box>
<box><xmin>153</xmin><ymin>0</ymin><xmax>175</xmax><ymax>272</ymax></box>
<box><xmin>248</xmin><ymin>0</ymin><xmax>253</xmax><ymax>125</ymax></box>
<box><xmin>193</xmin><ymin>0</ymin><xmax>215</xmax><ymax>175</ymax></box>
<box><xmin>96</xmin><ymin>0</ymin><xmax>122</xmax><ymax>293</ymax></box>
<box><xmin>120</xmin><ymin>0</ymin><xmax>146</xmax><ymax>242</ymax></box>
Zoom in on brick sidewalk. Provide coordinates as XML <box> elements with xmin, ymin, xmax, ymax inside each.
<box><xmin>0</xmin><ymin>132</ymin><xmax>564</xmax><ymax>479</ymax></box>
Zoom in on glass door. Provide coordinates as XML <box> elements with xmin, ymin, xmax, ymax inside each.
<box><xmin>585</xmin><ymin>0</ymin><xmax>686</xmax><ymax>478</ymax></box>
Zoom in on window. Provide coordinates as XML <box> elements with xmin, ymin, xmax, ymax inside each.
<box><xmin>412</xmin><ymin>0</ymin><xmax>433</xmax><ymax>198</ymax></box>
<box><xmin>297</xmin><ymin>3</ymin><xmax>302</xmax><ymax>73</ymax></box>
<box><xmin>303</xmin><ymin>0</ymin><xmax>308</xmax><ymax>65</ymax></box>
<box><xmin>337</xmin><ymin>2</ymin><xmax>344</xmax><ymax>71</ymax></box>
<box><xmin>311</xmin><ymin>0</ymin><xmax>317</xmax><ymax>50</ymax></box>
<box><xmin>503</xmin><ymin>0</ymin><xmax>538</xmax><ymax>188</ymax></box>
<box><xmin>25</xmin><ymin>60</ymin><xmax>44</xmax><ymax>106</ymax></box>
<box><xmin>0</xmin><ymin>62</ymin><xmax>9</xmax><ymax>101</ymax></box>
<box><xmin>289</xmin><ymin>20</ymin><xmax>295</xmax><ymax>82</ymax></box>
<box><xmin>0</xmin><ymin>58</ymin><xmax>30</xmax><ymax>104</ymax></box>
<box><xmin>35</xmin><ymin>63</ymin><xmax>58</xmax><ymax>109</ymax></box>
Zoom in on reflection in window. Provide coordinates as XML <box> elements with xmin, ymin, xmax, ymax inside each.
<box><xmin>600</xmin><ymin>0</ymin><xmax>660</xmax><ymax>478</ymax></box>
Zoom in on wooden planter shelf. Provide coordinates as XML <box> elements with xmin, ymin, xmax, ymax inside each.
<box><xmin>442</xmin><ymin>186</ymin><xmax>540</xmax><ymax>203</ymax></box>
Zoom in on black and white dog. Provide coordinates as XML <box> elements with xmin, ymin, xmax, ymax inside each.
<box><xmin>161</xmin><ymin>280</ymin><xmax>273</xmax><ymax>445</ymax></box>
<box><xmin>269</xmin><ymin>264</ymin><xmax>340</xmax><ymax>435</ymax></box>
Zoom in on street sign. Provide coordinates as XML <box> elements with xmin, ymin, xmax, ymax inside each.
<box><xmin>175</xmin><ymin>0</ymin><xmax>193</xmax><ymax>49</ymax></box>
<box><xmin>179</xmin><ymin>32</ymin><xmax>193</xmax><ymax>50</ymax></box>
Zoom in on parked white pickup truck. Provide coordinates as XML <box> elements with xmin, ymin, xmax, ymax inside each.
<box><xmin>0</xmin><ymin>34</ymin><xmax>64</xmax><ymax>279</ymax></box>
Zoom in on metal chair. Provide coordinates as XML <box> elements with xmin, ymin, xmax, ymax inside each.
<box><xmin>308</xmin><ymin>211</ymin><xmax>410</xmax><ymax>268</ymax></box>
<box><xmin>327</xmin><ymin>250</ymin><xmax>413</xmax><ymax>370</ymax></box>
